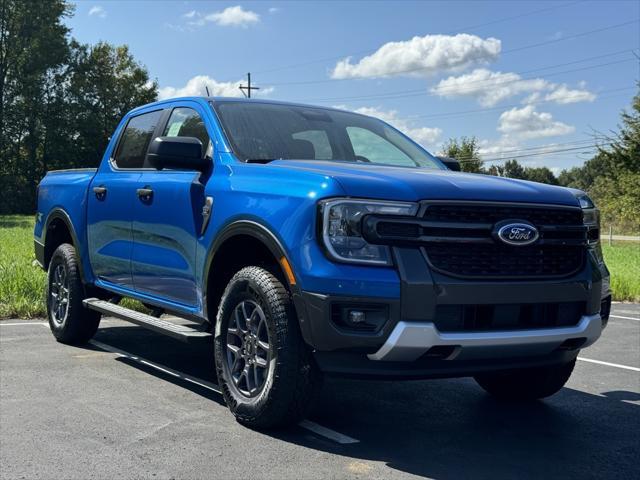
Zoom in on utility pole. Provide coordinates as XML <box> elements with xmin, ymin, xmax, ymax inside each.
<box><xmin>239</xmin><ymin>72</ymin><xmax>260</xmax><ymax>98</ymax></box>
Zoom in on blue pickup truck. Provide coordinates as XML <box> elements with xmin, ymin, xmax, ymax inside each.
<box><xmin>34</xmin><ymin>97</ymin><xmax>611</xmax><ymax>428</ymax></box>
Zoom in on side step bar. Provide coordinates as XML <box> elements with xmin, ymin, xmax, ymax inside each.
<box><xmin>83</xmin><ymin>298</ymin><xmax>212</xmax><ymax>343</ymax></box>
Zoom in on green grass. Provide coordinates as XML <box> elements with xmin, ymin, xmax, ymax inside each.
<box><xmin>601</xmin><ymin>242</ymin><xmax>640</xmax><ymax>302</ymax></box>
<box><xmin>0</xmin><ymin>215</ymin><xmax>46</xmax><ymax>318</ymax></box>
<box><xmin>0</xmin><ymin>215</ymin><xmax>638</xmax><ymax>318</ymax></box>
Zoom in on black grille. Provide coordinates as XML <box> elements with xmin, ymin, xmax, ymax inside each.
<box><xmin>422</xmin><ymin>204</ymin><xmax>583</xmax><ymax>225</ymax></box>
<box><xmin>434</xmin><ymin>302</ymin><xmax>585</xmax><ymax>332</ymax></box>
<box><xmin>424</xmin><ymin>243</ymin><xmax>584</xmax><ymax>278</ymax></box>
<box><xmin>364</xmin><ymin>202</ymin><xmax>589</xmax><ymax>279</ymax></box>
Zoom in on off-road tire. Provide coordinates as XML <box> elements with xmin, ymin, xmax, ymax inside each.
<box><xmin>474</xmin><ymin>360</ymin><xmax>576</xmax><ymax>400</ymax></box>
<box><xmin>214</xmin><ymin>266</ymin><xmax>321</xmax><ymax>429</ymax></box>
<box><xmin>46</xmin><ymin>243</ymin><xmax>101</xmax><ymax>344</ymax></box>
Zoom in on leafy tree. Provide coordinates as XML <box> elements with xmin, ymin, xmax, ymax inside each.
<box><xmin>523</xmin><ymin>166</ymin><xmax>558</xmax><ymax>185</ymax></box>
<box><xmin>67</xmin><ymin>41</ymin><xmax>157</xmax><ymax>167</ymax></box>
<box><xmin>441</xmin><ymin>136</ymin><xmax>484</xmax><ymax>173</ymax></box>
<box><xmin>0</xmin><ymin>0</ymin><xmax>71</xmax><ymax>213</ymax></box>
<box><xmin>0</xmin><ymin>1</ymin><xmax>157</xmax><ymax>213</ymax></box>
<box><xmin>558</xmin><ymin>85</ymin><xmax>639</xmax><ymax>233</ymax></box>
<box><xmin>590</xmin><ymin>171</ymin><xmax>640</xmax><ymax>233</ymax></box>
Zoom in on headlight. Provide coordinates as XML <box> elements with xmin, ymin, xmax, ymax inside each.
<box><xmin>575</xmin><ymin>193</ymin><xmax>601</xmax><ymax>255</ymax></box>
<box><xmin>319</xmin><ymin>198</ymin><xmax>418</xmax><ymax>265</ymax></box>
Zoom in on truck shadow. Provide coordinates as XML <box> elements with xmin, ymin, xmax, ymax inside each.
<box><xmin>89</xmin><ymin>324</ymin><xmax>640</xmax><ymax>480</ymax></box>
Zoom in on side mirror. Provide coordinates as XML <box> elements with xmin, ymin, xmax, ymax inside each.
<box><xmin>147</xmin><ymin>136</ymin><xmax>209</xmax><ymax>172</ymax></box>
<box><xmin>436</xmin><ymin>156</ymin><xmax>461</xmax><ymax>172</ymax></box>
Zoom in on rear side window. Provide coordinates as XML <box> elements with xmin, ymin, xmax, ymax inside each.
<box><xmin>162</xmin><ymin>107</ymin><xmax>210</xmax><ymax>149</ymax></box>
<box><xmin>113</xmin><ymin>110</ymin><xmax>163</xmax><ymax>169</ymax></box>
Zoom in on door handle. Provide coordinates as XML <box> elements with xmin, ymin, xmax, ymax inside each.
<box><xmin>93</xmin><ymin>186</ymin><xmax>107</xmax><ymax>199</ymax></box>
<box><xmin>136</xmin><ymin>187</ymin><xmax>153</xmax><ymax>200</ymax></box>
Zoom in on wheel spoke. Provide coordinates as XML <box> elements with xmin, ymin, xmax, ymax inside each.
<box><xmin>226</xmin><ymin>299</ymin><xmax>272</xmax><ymax>398</ymax></box>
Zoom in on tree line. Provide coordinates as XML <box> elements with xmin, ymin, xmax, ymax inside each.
<box><xmin>441</xmin><ymin>86</ymin><xmax>639</xmax><ymax>234</ymax></box>
<box><xmin>1</xmin><ymin>1</ymin><xmax>637</xmax><ymax>234</ymax></box>
<box><xmin>0</xmin><ymin>0</ymin><xmax>157</xmax><ymax>214</ymax></box>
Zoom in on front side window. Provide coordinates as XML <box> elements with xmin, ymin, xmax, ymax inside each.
<box><xmin>346</xmin><ymin>127</ymin><xmax>414</xmax><ymax>166</ymax></box>
<box><xmin>212</xmin><ymin>101</ymin><xmax>442</xmax><ymax>169</ymax></box>
<box><xmin>113</xmin><ymin>110</ymin><xmax>163</xmax><ymax>169</ymax></box>
<box><xmin>162</xmin><ymin>107</ymin><xmax>210</xmax><ymax>149</ymax></box>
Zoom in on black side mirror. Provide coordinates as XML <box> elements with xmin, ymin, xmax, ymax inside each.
<box><xmin>147</xmin><ymin>136</ymin><xmax>209</xmax><ymax>172</ymax></box>
<box><xmin>436</xmin><ymin>156</ymin><xmax>461</xmax><ymax>172</ymax></box>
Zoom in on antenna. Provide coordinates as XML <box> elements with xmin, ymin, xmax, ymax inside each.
<box><xmin>205</xmin><ymin>86</ymin><xmax>210</xmax><ymax>96</ymax></box>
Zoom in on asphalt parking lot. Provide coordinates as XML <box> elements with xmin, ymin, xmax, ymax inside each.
<box><xmin>1</xmin><ymin>304</ymin><xmax>638</xmax><ymax>480</ymax></box>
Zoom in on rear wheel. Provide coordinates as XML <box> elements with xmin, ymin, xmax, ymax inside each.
<box><xmin>214</xmin><ymin>266</ymin><xmax>321</xmax><ymax>429</ymax></box>
<box><xmin>47</xmin><ymin>244</ymin><xmax>101</xmax><ymax>344</ymax></box>
<box><xmin>474</xmin><ymin>360</ymin><xmax>576</xmax><ymax>400</ymax></box>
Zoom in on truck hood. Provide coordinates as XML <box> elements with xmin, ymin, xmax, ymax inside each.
<box><xmin>269</xmin><ymin>160</ymin><xmax>581</xmax><ymax>206</ymax></box>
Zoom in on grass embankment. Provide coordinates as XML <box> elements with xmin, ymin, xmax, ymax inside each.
<box><xmin>1</xmin><ymin>215</ymin><xmax>638</xmax><ymax>319</ymax></box>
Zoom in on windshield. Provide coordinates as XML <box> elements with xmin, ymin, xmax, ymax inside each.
<box><xmin>212</xmin><ymin>101</ymin><xmax>443</xmax><ymax>169</ymax></box>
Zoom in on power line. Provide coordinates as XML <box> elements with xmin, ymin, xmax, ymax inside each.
<box><xmin>239</xmin><ymin>72</ymin><xmax>260</xmax><ymax>98</ymax></box>
<box><xmin>266</xmin><ymin>47</ymin><xmax>635</xmax><ymax>88</ymax></box>
<box><xmin>406</xmin><ymin>86</ymin><xmax>635</xmax><ymax>120</ymax></box>
<box><xmin>292</xmin><ymin>56</ymin><xmax>637</xmax><ymax>104</ymax></box>
<box><xmin>449</xmin><ymin>142</ymin><xmax>611</xmax><ymax>164</ymax></box>
<box><xmin>252</xmin><ymin>0</ymin><xmax>585</xmax><ymax>78</ymax></box>
<box><xmin>261</xmin><ymin>19</ymin><xmax>638</xmax><ymax>86</ymax></box>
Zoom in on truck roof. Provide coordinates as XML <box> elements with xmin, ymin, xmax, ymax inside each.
<box><xmin>129</xmin><ymin>96</ymin><xmax>353</xmax><ymax>116</ymax></box>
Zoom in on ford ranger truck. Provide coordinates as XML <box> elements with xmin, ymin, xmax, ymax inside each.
<box><xmin>34</xmin><ymin>97</ymin><xmax>611</xmax><ymax>428</ymax></box>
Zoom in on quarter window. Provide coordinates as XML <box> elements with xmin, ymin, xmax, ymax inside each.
<box><xmin>162</xmin><ymin>107</ymin><xmax>210</xmax><ymax>150</ymax></box>
<box><xmin>113</xmin><ymin>110</ymin><xmax>163</xmax><ymax>169</ymax></box>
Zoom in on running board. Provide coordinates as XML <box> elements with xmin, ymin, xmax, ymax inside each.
<box><xmin>83</xmin><ymin>298</ymin><xmax>211</xmax><ymax>343</ymax></box>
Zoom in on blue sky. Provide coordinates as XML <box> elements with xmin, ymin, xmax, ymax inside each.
<box><xmin>69</xmin><ymin>1</ymin><xmax>639</xmax><ymax>172</ymax></box>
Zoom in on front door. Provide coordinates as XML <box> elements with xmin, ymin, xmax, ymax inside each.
<box><xmin>131</xmin><ymin>105</ymin><xmax>211</xmax><ymax>307</ymax></box>
<box><xmin>87</xmin><ymin>109</ymin><xmax>164</xmax><ymax>289</ymax></box>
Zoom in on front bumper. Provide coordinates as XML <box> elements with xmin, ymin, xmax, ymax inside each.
<box><xmin>294</xmin><ymin>246</ymin><xmax>610</xmax><ymax>379</ymax></box>
<box><xmin>368</xmin><ymin>314</ymin><xmax>602</xmax><ymax>362</ymax></box>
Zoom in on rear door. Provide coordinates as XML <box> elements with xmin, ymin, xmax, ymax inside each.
<box><xmin>131</xmin><ymin>103</ymin><xmax>212</xmax><ymax>307</ymax></box>
<box><xmin>87</xmin><ymin>109</ymin><xmax>164</xmax><ymax>289</ymax></box>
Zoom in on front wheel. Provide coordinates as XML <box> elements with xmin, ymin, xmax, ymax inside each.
<box><xmin>46</xmin><ymin>244</ymin><xmax>101</xmax><ymax>344</ymax></box>
<box><xmin>474</xmin><ymin>360</ymin><xmax>576</xmax><ymax>401</ymax></box>
<box><xmin>214</xmin><ymin>266</ymin><xmax>321</xmax><ymax>429</ymax></box>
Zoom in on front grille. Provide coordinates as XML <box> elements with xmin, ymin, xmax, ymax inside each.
<box><xmin>364</xmin><ymin>202</ymin><xmax>588</xmax><ymax>279</ymax></box>
<box><xmin>434</xmin><ymin>301</ymin><xmax>585</xmax><ymax>332</ymax></box>
<box><xmin>423</xmin><ymin>204</ymin><xmax>583</xmax><ymax>225</ymax></box>
<box><xmin>424</xmin><ymin>243</ymin><xmax>584</xmax><ymax>278</ymax></box>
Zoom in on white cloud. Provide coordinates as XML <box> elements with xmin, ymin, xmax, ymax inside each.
<box><xmin>88</xmin><ymin>5</ymin><xmax>106</xmax><ymax>18</ymax></box>
<box><xmin>498</xmin><ymin>105</ymin><xmax>575</xmax><ymax>140</ymax></box>
<box><xmin>478</xmin><ymin>137</ymin><xmax>521</xmax><ymax>158</ymax></box>
<box><xmin>544</xmin><ymin>83</ymin><xmax>596</xmax><ymax>104</ymax></box>
<box><xmin>331</xmin><ymin>34</ymin><xmax>501</xmax><ymax>79</ymax></box>
<box><xmin>268</xmin><ymin>7</ymin><xmax>279</xmax><ymax>14</ymax></box>
<box><xmin>339</xmin><ymin>106</ymin><xmax>442</xmax><ymax>147</ymax></box>
<box><xmin>431</xmin><ymin>68</ymin><xmax>596</xmax><ymax>107</ymax></box>
<box><xmin>205</xmin><ymin>5</ymin><xmax>260</xmax><ymax>27</ymax></box>
<box><xmin>183</xmin><ymin>10</ymin><xmax>197</xmax><ymax>19</ymax></box>
<box><xmin>431</xmin><ymin>69</ymin><xmax>549</xmax><ymax>107</ymax></box>
<box><xmin>158</xmin><ymin>75</ymin><xmax>273</xmax><ymax>99</ymax></box>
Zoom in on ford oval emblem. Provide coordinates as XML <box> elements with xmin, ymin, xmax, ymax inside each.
<box><xmin>496</xmin><ymin>222</ymin><xmax>539</xmax><ymax>246</ymax></box>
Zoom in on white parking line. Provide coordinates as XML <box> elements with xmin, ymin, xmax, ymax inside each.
<box><xmin>89</xmin><ymin>340</ymin><xmax>359</xmax><ymax>445</ymax></box>
<box><xmin>298</xmin><ymin>419</ymin><xmax>360</xmax><ymax>444</ymax></box>
<box><xmin>578</xmin><ymin>357</ymin><xmax>640</xmax><ymax>372</ymax></box>
<box><xmin>609</xmin><ymin>314</ymin><xmax>640</xmax><ymax>321</ymax></box>
<box><xmin>0</xmin><ymin>322</ymin><xmax>47</xmax><ymax>326</ymax></box>
<box><xmin>90</xmin><ymin>340</ymin><xmax>222</xmax><ymax>392</ymax></box>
